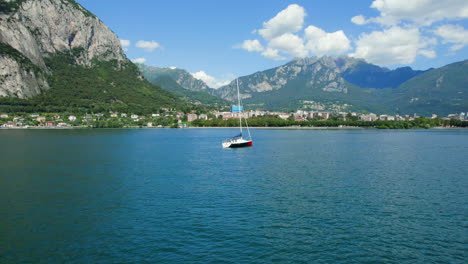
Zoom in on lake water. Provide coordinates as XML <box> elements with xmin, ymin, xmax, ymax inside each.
<box><xmin>0</xmin><ymin>128</ymin><xmax>467</xmax><ymax>263</ymax></box>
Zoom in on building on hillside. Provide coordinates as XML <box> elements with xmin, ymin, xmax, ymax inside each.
<box><xmin>131</xmin><ymin>114</ymin><xmax>139</xmax><ymax>120</ymax></box>
<box><xmin>29</xmin><ymin>114</ymin><xmax>39</xmax><ymax>118</ymax></box>
<box><xmin>187</xmin><ymin>114</ymin><xmax>198</xmax><ymax>122</ymax></box>
<box><xmin>147</xmin><ymin>122</ymin><xmax>154</xmax><ymax>127</ymax></box>
<box><xmin>360</xmin><ymin>113</ymin><xmax>378</xmax><ymax>121</ymax></box>
<box><xmin>0</xmin><ymin>113</ymin><xmax>8</xmax><ymax>118</ymax></box>
<box><xmin>57</xmin><ymin>122</ymin><xmax>70</xmax><ymax>127</ymax></box>
<box><xmin>2</xmin><ymin>122</ymin><xmax>16</xmax><ymax>128</ymax></box>
<box><xmin>199</xmin><ymin>114</ymin><xmax>208</xmax><ymax>120</ymax></box>
<box><xmin>45</xmin><ymin>121</ymin><xmax>56</xmax><ymax>127</ymax></box>
<box><xmin>315</xmin><ymin>112</ymin><xmax>330</xmax><ymax>120</ymax></box>
<box><xmin>278</xmin><ymin>113</ymin><xmax>290</xmax><ymax>120</ymax></box>
<box><xmin>36</xmin><ymin>116</ymin><xmax>46</xmax><ymax>122</ymax></box>
<box><xmin>121</xmin><ymin>113</ymin><xmax>127</xmax><ymax>117</ymax></box>
<box><xmin>68</xmin><ymin>115</ymin><xmax>77</xmax><ymax>122</ymax></box>
<box><xmin>110</xmin><ymin>113</ymin><xmax>118</xmax><ymax>118</ymax></box>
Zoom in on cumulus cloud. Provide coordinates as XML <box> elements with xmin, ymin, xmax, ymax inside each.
<box><xmin>239</xmin><ymin>4</ymin><xmax>353</xmax><ymax>60</ymax></box>
<box><xmin>268</xmin><ymin>33</ymin><xmax>308</xmax><ymax>57</ymax></box>
<box><xmin>241</xmin><ymin>39</ymin><xmax>264</xmax><ymax>52</ymax></box>
<box><xmin>120</xmin><ymin>39</ymin><xmax>130</xmax><ymax>48</ymax></box>
<box><xmin>419</xmin><ymin>49</ymin><xmax>437</xmax><ymax>58</ymax></box>
<box><xmin>136</xmin><ymin>40</ymin><xmax>160</xmax><ymax>52</ymax></box>
<box><xmin>434</xmin><ymin>24</ymin><xmax>468</xmax><ymax>51</ymax></box>
<box><xmin>258</xmin><ymin>4</ymin><xmax>306</xmax><ymax>40</ymax></box>
<box><xmin>261</xmin><ymin>48</ymin><xmax>286</xmax><ymax>60</ymax></box>
<box><xmin>304</xmin><ymin>26</ymin><xmax>351</xmax><ymax>56</ymax></box>
<box><xmin>350</xmin><ymin>26</ymin><xmax>435</xmax><ymax>65</ymax></box>
<box><xmin>132</xmin><ymin>58</ymin><xmax>147</xmax><ymax>64</ymax></box>
<box><xmin>191</xmin><ymin>71</ymin><xmax>232</xmax><ymax>88</ymax></box>
<box><xmin>351</xmin><ymin>15</ymin><xmax>367</xmax><ymax>25</ymax></box>
<box><xmin>355</xmin><ymin>0</ymin><xmax>468</xmax><ymax>26</ymax></box>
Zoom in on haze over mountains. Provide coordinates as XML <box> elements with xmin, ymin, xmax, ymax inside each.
<box><xmin>0</xmin><ymin>0</ymin><xmax>466</xmax><ymax>115</ymax></box>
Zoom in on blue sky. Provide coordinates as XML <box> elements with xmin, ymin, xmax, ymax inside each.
<box><xmin>76</xmin><ymin>0</ymin><xmax>468</xmax><ymax>87</ymax></box>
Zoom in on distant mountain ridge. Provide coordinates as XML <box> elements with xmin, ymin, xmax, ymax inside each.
<box><xmin>213</xmin><ymin>56</ymin><xmax>466</xmax><ymax>115</ymax></box>
<box><xmin>137</xmin><ymin>64</ymin><xmax>227</xmax><ymax>105</ymax></box>
<box><xmin>137</xmin><ymin>64</ymin><xmax>212</xmax><ymax>92</ymax></box>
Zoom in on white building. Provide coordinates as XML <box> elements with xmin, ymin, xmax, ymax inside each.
<box><xmin>68</xmin><ymin>115</ymin><xmax>77</xmax><ymax>122</ymax></box>
<box><xmin>187</xmin><ymin>114</ymin><xmax>198</xmax><ymax>122</ymax></box>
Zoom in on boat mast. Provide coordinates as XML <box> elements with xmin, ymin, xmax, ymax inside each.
<box><xmin>237</xmin><ymin>79</ymin><xmax>243</xmax><ymax>136</ymax></box>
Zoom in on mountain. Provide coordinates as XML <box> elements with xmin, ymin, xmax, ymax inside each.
<box><xmin>137</xmin><ymin>64</ymin><xmax>212</xmax><ymax>92</ymax></box>
<box><xmin>150</xmin><ymin>75</ymin><xmax>228</xmax><ymax>105</ymax></box>
<box><xmin>137</xmin><ymin>64</ymin><xmax>226</xmax><ymax>105</ymax></box>
<box><xmin>341</xmin><ymin>63</ymin><xmax>430</xmax><ymax>89</ymax></box>
<box><xmin>0</xmin><ymin>0</ymin><xmax>180</xmax><ymax>113</ymax></box>
<box><xmin>214</xmin><ymin>56</ymin><xmax>465</xmax><ymax>115</ymax></box>
<box><xmin>385</xmin><ymin>59</ymin><xmax>468</xmax><ymax>116</ymax></box>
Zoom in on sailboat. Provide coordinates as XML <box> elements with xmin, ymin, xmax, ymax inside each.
<box><xmin>222</xmin><ymin>79</ymin><xmax>253</xmax><ymax>148</ymax></box>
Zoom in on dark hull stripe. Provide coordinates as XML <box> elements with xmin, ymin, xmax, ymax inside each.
<box><xmin>228</xmin><ymin>141</ymin><xmax>253</xmax><ymax>148</ymax></box>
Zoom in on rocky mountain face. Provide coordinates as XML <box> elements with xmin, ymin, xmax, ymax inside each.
<box><xmin>214</xmin><ymin>56</ymin><xmax>427</xmax><ymax>102</ymax></box>
<box><xmin>0</xmin><ymin>0</ymin><xmax>127</xmax><ymax>98</ymax></box>
<box><xmin>137</xmin><ymin>64</ymin><xmax>211</xmax><ymax>92</ymax></box>
<box><xmin>215</xmin><ymin>56</ymin><xmax>359</xmax><ymax>102</ymax></box>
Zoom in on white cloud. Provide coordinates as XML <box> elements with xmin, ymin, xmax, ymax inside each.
<box><xmin>304</xmin><ymin>26</ymin><xmax>351</xmax><ymax>56</ymax></box>
<box><xmin>268</xmin><ymin>33</ymin><xmax>308</xmax><ymax>57</ymax></box>
<box><xmin>191</xmin><ymin>71</ymin><xmax>232</xmax><ymax>88</ymax></box>
<box><xmin>136</xmin><ymin>40</ymin><xmax>160</xmax><ymax>52</ymax></box>
<box><xmin>358</xmin><ymin>0</ymin><xmax>468</xmax><ymax>26</ymax></box>
<box><xmin>168</xmin><ymin>66</ymin><xmax>177</xmax><ymax>70</ymax></box>
<box><xmin>120</xmin><ymin>39</ymin><xmax>130</xmax><ymax>48</ymax></box>
<box><xmin>241</xmin><ymin>39</ymin><xmax>264</xmax><ymax>52</ymax></box>
<box><xmin>434</xmin><ymin>24</ymin><xmax>468</xmax><ymax>51</ymax></box>
<box><xmin>351</xmin><ymin>15</ymin><xmax>367</xmax><ymax>25</ymax></box>
<box><xmin>261</xmin><ymin>48</ymin><xmax>286</xmax><ymax>60</ymax></box>
<box><xmin>350</xmin><ymin>26</ymin><xmax>435</xmax><ymax>65</ymax></box>
<box><xmin>258</xmin><ymin>4</ymin><xmax>306</xmax><ymax>40</ymax></box>
<box><xmin>120</xmin><ymin>39</ymin><xmax>130</xmax><ymax>51</ymax></box>
<box><xmin>132</xmin><ymin>58</ymin><xmax>147</xmax><ymax>64</ymax></box>
<box><xmin>418</xmin><ymin>49</ymin><xmax>437</xmax><ymax>58</ymax></box>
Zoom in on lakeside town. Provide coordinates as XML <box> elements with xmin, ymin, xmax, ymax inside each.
<box><xmin>1</xmin><ymin>108</ymin><xmax>467</xmax><ymax>129</ymax></box>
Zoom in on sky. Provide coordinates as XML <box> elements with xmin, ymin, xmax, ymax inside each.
<box><xmin>76</xmin><ymin>0</ymin><xmax>468</xmax><ymax>88</ymax></box>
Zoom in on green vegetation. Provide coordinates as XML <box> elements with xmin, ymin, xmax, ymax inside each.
<box><xmin>60</xmin><ymin>0</ymin><xmax>95</xmax><ymax>18</ymax></box>
<box><xmin>191</xmin><ymin>116</ymin><xmax>467</xmax><ymax>129</ymax></box>
<box><xmin>0</xmin><ymin>49</ymin><xmax>184</xmax><ymax>114</ymax></box>
<box><xmin>0</xmin><ymin>0</ymin><xmax>27</xmax><ymax>14</ymax></box>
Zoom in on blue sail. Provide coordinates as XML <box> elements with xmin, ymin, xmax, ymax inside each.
<box><xmin>231</xmin><ymin>105</ymin><xmax>243</xmax><ymax>113</ymax></box>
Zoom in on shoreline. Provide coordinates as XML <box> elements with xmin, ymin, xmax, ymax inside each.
<box><xmin>1</xmin><ymin>126</ymin><xmax>466</xmax><ymax>130</ymax></box>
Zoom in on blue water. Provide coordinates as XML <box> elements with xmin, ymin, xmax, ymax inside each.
<box><xmin>0</xmin><ymin>129</ymin><xmax>467</xmax><ymax>263</ymax></box>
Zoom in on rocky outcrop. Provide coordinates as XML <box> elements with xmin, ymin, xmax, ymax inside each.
<box><xmin>215</xmin><ymin>56</ymin><xmax>355</xmax><ymax>101</ymax></box>
<box><xmin>0</xmin><ymin>0</ymin><xmax>127</xmax><ymax>98</ymax></box>
<box><xmin>0</xmin><ymin>55</ymin><xmax>49</xmax><ymax>98</ymax></box>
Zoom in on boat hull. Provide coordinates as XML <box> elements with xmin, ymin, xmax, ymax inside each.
<box><xmin>222</xmin><ymin>140</ymin><xmax>253</xmax><ymax>148</ymax></box>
